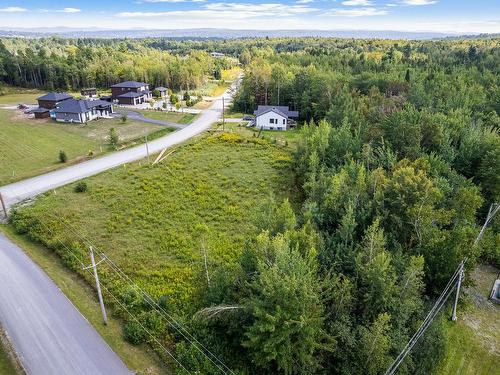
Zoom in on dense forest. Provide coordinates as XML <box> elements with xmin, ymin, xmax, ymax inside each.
<box><xmin>7</xmin><ymin>36</ymin><xmax>500</xmax><ymax>374</ymax></box>
<box><xmin>0</xmin><ymin>38</ymin><xmax>235</xmax><ymax>91</ymax></box>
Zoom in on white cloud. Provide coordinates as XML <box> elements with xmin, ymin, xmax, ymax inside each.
<box><xmin>399</xmin><ymin>0</ymin><xmax>437</xmax><ymax>5</ymax></box>
<box><xmin>118</xmin><ymin>2</ymin><xmax>317</xmax><ymax>19</ymax></box>
<box><xmin>327</xmin><ymin>7</ymin><xmax>388</xmax><ymax>16</ymax></box>
<box><xmin>61</xmin><ymin>8</ymin><xmax>81</xmax><ymax>13</ymax></box>
<box><xmin>40</xmin><ymin>8</ymin><xmax>82</xmax><ymax>13</ymax></box>
<box><xmin>296</xmin><ymin>0</ymin><xmax>314</xmax><ymax>3</ymax></box>
<box><xmin>342</xmin><ymin>0</ymin><xmax>372</xmax><ymax>5</ymax></box>
<box><xmin>0</xmin><ymin>7</ymin><xmax>27</xmax><ymax>13</ymax></box>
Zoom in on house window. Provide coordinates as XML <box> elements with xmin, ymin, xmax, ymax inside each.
<box><xmin>270</xmin><ymin>127</ymin><xmax>274</xmax><ymax>130</ymax></box>
<box><xmin>283</xmin><ymin>119</ymin><xmax>286</xmax><ymax>124</ymax></box>
<box><xmin>269</xmin><ymin>118</ymin><xmax>274</xmax><ymax>124</ymax></box>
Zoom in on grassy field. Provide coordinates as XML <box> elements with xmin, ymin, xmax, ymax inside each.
<box><xmin>0</xmin><ymin>87</ymin><xmax>44</xmax><ymax>106</ymax></box>
<box><xmin>0</xmin><ymin>225</ymin><xmax>168</xmax><ymax>375</ymax></box>
<box><xmin>9</xmin><ymin>128</ymin><xmax>293</xmax><ymax>369</ymax></box>
<box><xmin>435</xmin><ymin>265</ymin><xmax>500</xmax><ymax>375</ymax></box>
<box><xmin>137</xmin><ymin>110</ymin><xmax>198</xmax><ymax>124</ymax></box>
<box><xmin>0</xmin><ymin>109</ymin><xmax>172</xmax><ymax>185</ymax></box>
<box><xmin>10</xmin><ymin>129</ymin><xmax>293</xmax><ymax>313</ymax></box>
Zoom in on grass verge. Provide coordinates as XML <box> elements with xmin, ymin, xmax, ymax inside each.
<box><xmin>0</xmin><ymin>225</ymin><xmax>170</xmax><ymax>375</ymax></box>
<box><xmin>435</xmin><ymin>265</ymin><xmax>500</xmax><ymax>375</ymax></box>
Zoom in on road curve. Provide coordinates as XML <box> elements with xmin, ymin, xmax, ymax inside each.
<box><xmin>0</xmin><ymin>233</ymin><xmax>132</xmax><ymax>375</ymax></box>
<box><xmin>0</xmin><ymin>89</ymin><xmax>232</xmax><ymax>210</ymax></box>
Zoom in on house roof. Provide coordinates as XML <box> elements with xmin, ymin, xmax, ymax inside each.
<box><xmin>117</xmin><ymin>91</ymin><xmax>149</xmax><ymax>98</ymax></box>
<box><xmin>155</xmin><ymin>87</ymin><xmax>168</xmax><ymax>91</ymax></box>
<box><xmin>53</xmin><ymin>99</ymin><xmax>111</xmax><ymax>114</ymax></box>
<box><xmin>37</xmin><ymin>92</ymin><xmax>73</xmax><ymax>102</ymax></box>
<box><xmin>111</xmin><ymin>81</ymin><xmax>149</xmax><ymax>88</ymax></box>
<box><xmin>31</xmin><ymin>107</ymin><xmax>50</xmax><ymax>113</ymax></box>
<box><xmin>254</xmin><ymin>106</ymin><xmax>299</xmax><ymax>118</ymax></box>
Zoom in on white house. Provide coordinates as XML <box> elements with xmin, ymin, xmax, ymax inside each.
<box><xmin>253</xmin><ymin>106</ymin><xmax>299</xmax><ymax>131</ymax></box>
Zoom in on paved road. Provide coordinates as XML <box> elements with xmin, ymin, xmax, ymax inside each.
<box><xmin>114</xmin><ymin>109</ymin><xmax>186</xmax><ymax>129</ymax></box>
<box><xmin>0</xmin><ymin>88</ymin><xmax>234</xmax><ymax>211</ymax></box>
<box><xmin>0</xmin><ymin>234</ymin><xmax>132</xmax><ymax>375</ymax></box>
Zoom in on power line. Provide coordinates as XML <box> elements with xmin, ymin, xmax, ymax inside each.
<box><xmin>42</xmin><ymin>212</ymin><xmax>234</xmax><ymax>374</ymax></box>
<box><xmin>384</xmin><ymin>202</ymin><xmax>499</xmax><ymax>375</ymax></box>
<box><xmin>34</xmin><ymin>218</ymin><xmax>191</xmax><ymax>374</ymax></box>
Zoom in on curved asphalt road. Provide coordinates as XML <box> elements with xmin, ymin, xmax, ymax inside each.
<box><xmin>0</xmin><ymin>234</ymin><xmax>132</xmax><ymax>375</ymax></box>
<box><xmin>0</xmin><ymin>88</ymin><xmax>233</xmax><ymax>210</ymax></box>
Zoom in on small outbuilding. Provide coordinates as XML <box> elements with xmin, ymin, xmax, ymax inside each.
<box><xmin>37</xmin><ymin>92</ymin><xmax>73</xmax><ymax>110</ymax></box>
<box><xmin>81</xmin><ymin>88</ymin><xmax>98</xmax><ymax>98</ymax></box>
<box><xmin>155</xmin><ymin>86</ymin><xmax>168</xmax><ymax>98</ymax></box>
<box><xmin>253</xmin><ymin>105</ymin><xmax>299</xmax><ymax>131</ymax></box>
<box><xmin>31</xmin><ymin>107</ymin><xmax>51</xmax><ymax>119</ymax></box>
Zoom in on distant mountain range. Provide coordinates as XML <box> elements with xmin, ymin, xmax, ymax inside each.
<box><xmin>0</xmin><ymin>28</ymin><xmax>497</xmax><ymax>40</ymax></box>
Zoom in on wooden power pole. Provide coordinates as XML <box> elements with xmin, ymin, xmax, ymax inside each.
<box><xmin>0</xmin><ymin>192</ymin><xmax>7</xmax><ymax>219</ymax></box>
<box><xmin>84</xmin><ymin>246</ymin><xmax>108</xmax><ymax>325</ymax></box>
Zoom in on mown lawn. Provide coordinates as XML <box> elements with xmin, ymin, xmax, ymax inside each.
<box><xmin>435</xmin><ymin>265</ymin><xmax>500</xmax><ymax>375</ymax></box>
<box><xmin>10</xmin><ymin>131</ymin><xmax>294</xmax><ymax>316</ymax></box>
<box><xmin>138</xmin><ymin>110</ymin><xmax>198</xmax><ymax>124</ymax></box>
<box><xmin>0</xmin><ymin>109</ymin><xmax>171</xmax><ymax>185</ymax></box>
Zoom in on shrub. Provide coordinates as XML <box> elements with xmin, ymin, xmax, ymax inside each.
<box><xmin>123</xmin><ymin>321</ymin><xmax>146</xmax><ymax>345</ymax></box>
<box><xmin>74</xmin><ymin>181</ymin><xmax>88</xmax><ymax>193</ymax></box>
<box><xmin>59</xmin><ymin>150</ymin><xmax>67</xmax><ymax>163</ymax></box>
<box><xmin>108</xmin><ymin>127</ymin><xmax>119</xmax><ymax>149</ymax></box>
<box><xmin>121</xmin><ymin>114</ymin><xmax>127</xmax><ymax>123</ymax></box>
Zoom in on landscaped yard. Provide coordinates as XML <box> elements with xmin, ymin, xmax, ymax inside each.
<box><xmin>137</xmin><ymin>110</ymin><xmax>198</xmax><ymax>124</ymax></box>
<box><xmin>435</xmin><ymin>265</ymin><xmax>500</xmax><ymax>375</ymax></box>
<box><xmin>0</xmin><ymin>109</ymin><xmax>173</xmax><ymax>185</ymax></box>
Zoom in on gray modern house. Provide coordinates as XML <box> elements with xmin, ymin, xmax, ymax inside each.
<box><xmin>53</xmin><ymin>99</ymin><xmax>114</xmax><ymax>123</ymax></box>
<box><xmin>111</xmin><ymin>81</ymin><xmax>152</xmax><ymax>105</ymax></box>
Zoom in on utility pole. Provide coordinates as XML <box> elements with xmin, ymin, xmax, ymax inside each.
<box><xmin>222</xmin><ymin>96</ymin><xmax>225</xmax><ymax>132</ymax></box>
<box><xmin>84</xmin><ymin>247</ymin><xmax>108</xmax><ymax>325</ymax></box>
<box><xmin>451</xmin><ymin>203</ymin><xmax>498</xmax><ymax>322</ymax></box>
<box><xmin>0</xmin><ymin>192</ymin><xmax>7</xmax><ymax>219</ymax></box>
<box><xmin>145</xmin><ymin>134</ymin><xmax>150</xmax><ymax>165</ymax></box>
<box><xmin>451</xmin><ymin>262</ymin><xmax>464</xmax><ymax>321</ymax></box>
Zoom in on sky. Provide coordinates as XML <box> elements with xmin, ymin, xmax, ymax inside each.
<box><xmin>0</xmin><ymin>0</ymin><xmax>499</xmax><ymax>33</ymax></box>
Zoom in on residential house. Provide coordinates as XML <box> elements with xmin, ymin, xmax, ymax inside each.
<box><xmin>155</xmin><ymin>86</ymin><xmax>168</xmax><ymax>98</ymax></box>
<box><xmin>253</xmin><ymin>106</ymin><xmax>299</xmax><ymax>131</ymax></box>
<box><xmin>37</xmin><ymin>92</ymin><xmax>73</xmax><ymax>110</ymax></box>
<box><xmin>111</xmin><ymin>81</ymin><xmax>152</xmax><ymax>105</ymax></box>
<box><xmin>81</xmin><ymin>88</ymin><xmax>98</xmax><ymax>98</ymax></box>
<box><xmin>53</xmin><ymin>99</ymin><xmax>113</xmax><ymax>124</ymax></box>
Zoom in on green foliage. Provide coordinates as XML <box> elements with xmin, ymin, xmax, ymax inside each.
<box><xmin>243</xmin><ymin>232</ymin><xmax>330</xmax><ymax>375</ymax></box>
<box><xmin>108</xmin><ymin>127</ymin><xmax>119</xmax><ymax>149</ymax></box>
<box><xmin>123</xmin><ymin>321</ymin><xmax>146</xmax><ymax>345</ymax></box>
<box><xmin>58</xmin><ymin>150</ymin><xmax>67</xmax><ymax>163</ymax></box>
<box><xmin>74</xmin><ymin>181</ymin><xmax>88</xmax><ymax>193</ymax></box>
